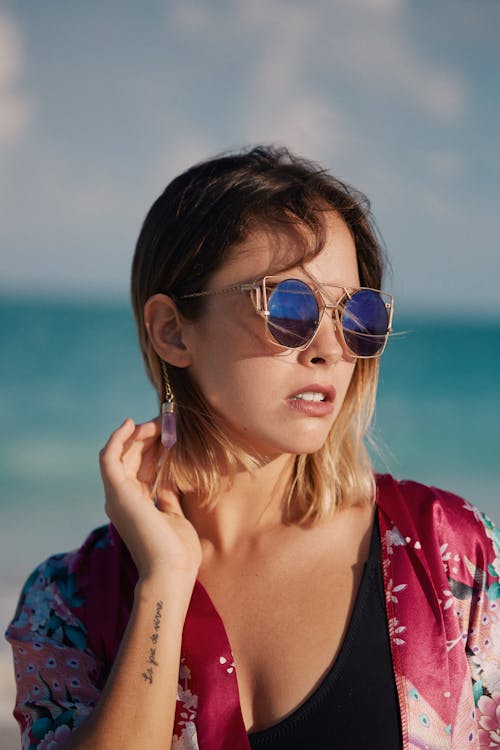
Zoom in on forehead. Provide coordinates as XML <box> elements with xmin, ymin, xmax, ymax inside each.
<box><xmin>207</xmin><ymin>211</ymin><xmax>359</xmax><ymax>289</ymax></box>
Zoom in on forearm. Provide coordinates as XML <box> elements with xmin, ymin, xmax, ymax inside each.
<box><xmin>67</xmin><ymin>576</ymin><xmax>194</xmax><ymax>749</ymax></box>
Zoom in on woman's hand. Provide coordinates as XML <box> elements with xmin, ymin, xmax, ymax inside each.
<box><xmin>99</xmin><ymin>418</ymin><xmax>202</xmax><ymax>583</ymax></box>
<box><xmin>63</xmin><ymin>419</ymin><xmax>200</xmax><ymax>748</ymax></box>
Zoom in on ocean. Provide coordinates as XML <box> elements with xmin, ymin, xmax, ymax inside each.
<box><xmin>1</xmin><ymin>297</ymin><xmax>499</xmax><ymax>742</ymax></box>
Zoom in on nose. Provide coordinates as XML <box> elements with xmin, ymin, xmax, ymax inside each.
<box><xmin>299</xmin><ymin>306</ymin><xmax>349</xmax><ymax>366</ymax></box>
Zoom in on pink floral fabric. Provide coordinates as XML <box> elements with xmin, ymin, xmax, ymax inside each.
<box><xmin>377</xmin><ymin>475</ymin><xmax>500</xmax><ymax>749</ymax></box>
<box><xmin>5</xmin><ymin>475</ymin><xmax>500</xmax><ymax>749</ymax></box>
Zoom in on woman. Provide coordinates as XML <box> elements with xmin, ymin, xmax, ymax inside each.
<box><xmin>6</xmin><ymin>147</ymin><xmax>499</xmax><ymax>749</ymax></box>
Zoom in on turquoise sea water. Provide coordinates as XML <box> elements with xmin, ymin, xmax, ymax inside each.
<box><xmin>1</xmin><ymin>297</ymin><xmax>499</xmax><ymax>591</ymax></box>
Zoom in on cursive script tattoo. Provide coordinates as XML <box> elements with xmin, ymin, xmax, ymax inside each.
<box><xmin>142</xmin><ymin>600</ymin><xmax>163</xmax><ymax>684</ymax></box>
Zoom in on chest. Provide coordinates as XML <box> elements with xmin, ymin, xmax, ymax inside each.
<box><xmin>198</xmin><ymin>526</ymin><xmax>370</xmax><ymax>733</ymax></box>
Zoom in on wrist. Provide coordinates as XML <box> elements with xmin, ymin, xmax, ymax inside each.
<box><xmin>134</xmin><ymin>572</ymin><xmax>196</xmax><ymax>613</ymax></box>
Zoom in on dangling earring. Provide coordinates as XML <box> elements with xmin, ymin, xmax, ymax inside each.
<box><xmin>160</xmin><ymin>360</ymin><xmax>177</xmax><ymax>449</ymax></box>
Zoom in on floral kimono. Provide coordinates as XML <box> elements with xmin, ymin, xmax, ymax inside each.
<box><xmin>5</xmin><ymin>474</ymin><xmax>500</xmax><ymax>749</ymax></box>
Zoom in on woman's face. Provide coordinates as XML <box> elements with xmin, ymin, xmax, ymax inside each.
<box><xmin>182</xmin><ymin>212</ymin><xmax>360</xmax><ymax>458</ymax></box>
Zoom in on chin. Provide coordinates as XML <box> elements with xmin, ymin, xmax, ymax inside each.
<box><xmin>259</xmin><ymin>432</ymin><xmax>331</xmax><ymax>459</ymax></box>
<box><xmin>294</xmin><ymin>438</ymin><xmax>330</xmax><ymax>456</ymax></box>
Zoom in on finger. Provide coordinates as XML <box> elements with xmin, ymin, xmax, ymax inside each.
<box><xmin>135</xmin><ymin>440</ymin><xmax>164</xmax><ymax>485</ymax></box>
<box><xmin>132</xmin><ymin>418</ymin><xmax>161</xmax><ymax>441</ymax></box>
<box><xmin>99</xmin><ymin>418</ymin><xmax>136</xmax><ymax>482</ymax></box>
<box><xmin>100</xmin><ymin>418</ymin><xmax>136</xmax><ymax>461</ymax></box>
<box><xmin>121</xmin><ymin>418</ymin><xmax>161</xmax><ymax>455</ymax></box>
<box><xmin>121</xmin><ymin>420</ymin><xmax>162</xmax><ymax>473</ymax></box>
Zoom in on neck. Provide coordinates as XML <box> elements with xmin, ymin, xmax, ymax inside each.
<box><xmin>181</xmin><ymin>453</ymin><xmax>296</xmax><ymax>553</ymax></box>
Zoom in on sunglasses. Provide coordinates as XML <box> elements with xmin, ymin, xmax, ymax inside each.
<box><xmin>178</xmin><ymin>276</ymin><xmax>394</xmax><ymax>358</ymax></box>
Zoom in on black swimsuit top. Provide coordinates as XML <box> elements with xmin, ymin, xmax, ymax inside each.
<box><xmin>248</xmin><ymin>512</ymin><xmax>402</xmax><ymax>749</ymax></box>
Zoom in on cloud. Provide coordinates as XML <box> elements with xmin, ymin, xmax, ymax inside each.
<box><xmin>244</xmin><ymin>94</ymin><xmax>348</xmax><ymax>160</ymax></box>
<box><xmin>169</xmin><ymin>2</ymin><xmax>211</xmax><ymax>35</ymax></box>
<box><xmin>3</xmin><ymin>0</ymin><xmax>490</xmax><ymax>307</ymax></box>
<box><xmin>424</xmin><ymin>150</ymin><xmax>463</xmax><ymax>182</ymax></box>
<box><xmin>165</xmin><ymin>0</ymin><xmax>467</xmax><ymax>172</ymax></box>
<box><xmin>0</xmin><ymin>11</ymin><xmax>31</xmax><ymax>148</ymax></box>
<box><xmin>312</xmin><ymin>0</ymin><xmax>466</xmax><ymax>123</ymax></box>
<box><xmin>166</xmin><ymin>0</ymin><xmax>352</xmax><ymax>164</ymax></box>
<box><xmin>152</xmin><ymin>127</ymin><xmax>218</xmax><ymax>187</ymax></box>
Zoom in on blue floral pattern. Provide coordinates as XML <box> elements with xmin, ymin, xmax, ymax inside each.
<box><xmin>6</xmin><ymin>551</ymin><xmax>102</xmax><ymax>749</ymax></box>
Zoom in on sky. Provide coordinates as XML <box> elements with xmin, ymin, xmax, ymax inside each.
<box><xmin>1</xmin><ymin>0</ymin><xmax>499</xmax><ymax>314</ymax></box>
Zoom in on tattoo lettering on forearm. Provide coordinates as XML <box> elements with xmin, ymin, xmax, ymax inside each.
<box><xmin>142</xmin><ymin>600</ymin><xmax>163</xmax><ymax>684</ymax></box>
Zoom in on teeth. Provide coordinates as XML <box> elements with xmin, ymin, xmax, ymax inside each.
<box><xmin>293</xmin><ymin>391</ymin><xmax>326</xmax><ymax>402</ymax></box>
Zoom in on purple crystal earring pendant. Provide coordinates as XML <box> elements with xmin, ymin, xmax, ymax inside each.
<box><xmin>160</xmin><ymin>360</ymin><xmax>177</xmax><ymax>449</ymax></box>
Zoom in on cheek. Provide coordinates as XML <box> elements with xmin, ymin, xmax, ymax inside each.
<box><xmin>185</xmin><ymin>310</ymin><xmax>279</xmax><ymax>401</ymax></box>
<box><xmin>185</xmin><ymin>329</ymin><xmax>251</xmax><ymax>411</ymax></box>
<box><xmin>342</xmin><ymin>362</ymin><xmax>359</xmax><ymax>402</ymax></box>
<box><xmin>190</xmin><ymin>352</ymin><xmax>276</xmax><ymax>413</ymax></box>
<box><xmin>333</xmin><ymin>362</ymin><xmax>358</xmax><ymax>412</ymax></box>
<box><xmin>190</xmin><ymin>300</ymin><xmax>263</xmax><ymax>353</ymax></box>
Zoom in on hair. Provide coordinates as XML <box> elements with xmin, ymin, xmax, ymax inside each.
<box><xmin>131</xmin><ymin>145</ymin><xmax>386</xmax><ymax>523</ymax></box>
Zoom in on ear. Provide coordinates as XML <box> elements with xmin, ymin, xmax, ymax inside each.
<box><xmin>144</xmin><ymin>294</ymin><xmax>193</xmax><ymax>368</ymax></box>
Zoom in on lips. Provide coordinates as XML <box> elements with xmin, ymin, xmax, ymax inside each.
<box><xmin>287</xmin><ymin>384</ymin><xmax>336</xmax><ymax>402</ymax></box>
<box><xmin>285</xmin><ymin>384</ymin><xmax>336</xmax><ymax>417</ymax></box>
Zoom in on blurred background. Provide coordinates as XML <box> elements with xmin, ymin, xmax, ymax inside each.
<box><xmin>1</xmin><ymin>1</ymin><xmax>499</xmax><ymax>745</ymax></box>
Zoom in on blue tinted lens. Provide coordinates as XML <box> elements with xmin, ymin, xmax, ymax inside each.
<box><xmin>342</xmin><ymin>289</ymin><xmax>389</xmax><ymax>356</ymax></box>
<box><xmin>267</xmin><ymin>279</ymin><xmax>319</xmax><ymax>348</ymax></box>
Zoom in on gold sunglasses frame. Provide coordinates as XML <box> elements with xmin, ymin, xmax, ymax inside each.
<box><xmin>178</xmin><ymin>275</ymin><xmax>394</xmax><ymax>359</ymax></box>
